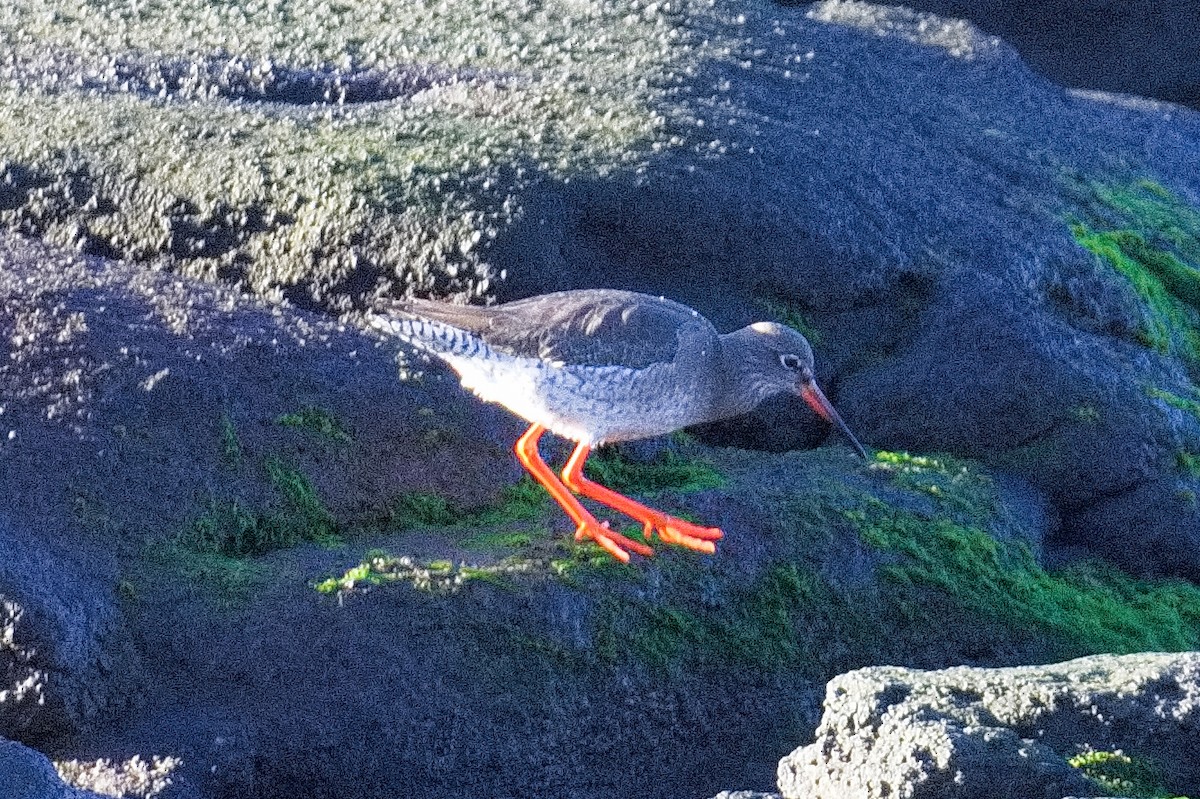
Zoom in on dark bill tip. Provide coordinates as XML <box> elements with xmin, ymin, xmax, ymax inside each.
<box><xmin>799</xmin><ymin>382</ymin><xmax>869</xmax><ymax>459</ymax></box>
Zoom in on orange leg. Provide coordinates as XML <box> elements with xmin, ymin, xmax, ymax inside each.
<box><xmin>514</xmin><ymin>424</ymin><xmax>654</xmax><ymax>563</ymax></box>
<box><xmin>561</xmin><ymin>443</ymin><xmax>723</xmax><ymax>555</ymax></box>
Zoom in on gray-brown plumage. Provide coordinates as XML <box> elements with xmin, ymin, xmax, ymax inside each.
<box><xmin>369</xmin><ymin>289</ymin><xmax>866</xmax><ymax>561</ymax></box>
<box><xmin>370</xmin><ymin>289</ymin><xmax>865</xmax><ymax>452</ymax></box>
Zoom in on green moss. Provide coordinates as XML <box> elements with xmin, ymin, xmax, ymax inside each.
<box><xmin>276</xmin><ymin>406</ymin><xmax>352</xmax><ymax>443</ymax></box>
<box><xmin>264</xmin><ymin>456</ymin><xmax>340</xmax><ymax>546</ymax></box>
<box><xmin>1071</xmin><ymin>404</ymin><xmax>1101</xmax><ymax>423</ymax></box>
<box><xmin>315</xmin><ymin>549</ymin><xmax>543</xmax><ymax>596</ymax></box>
<box><xmin>549</xmin><ymin>540</ymin><xmax>640</xmax><ymax>581</ymax></box>
<box><xmin>181</xmin><ymin>458</ymin><xmax>339</xmax><ymax>558</ymax></box>
<box><xmin>143</xmin><ymin>543</ymin><xmax>268</xmax><ymax>606</ymax></box>
<box><xmin>1069</xmin><ymin>179</ymin><xmax>1200</xmax><ymax>365</ymax></box>
<box><xmin>186</xmin><ymin>499</ymin><xmax>283</xmax><ymax>558</ymax></box>
<box><xmin>846</xmin><ymin>499</ymin><xmax>1200</xmax><ymax>655</ymax></box>
<box><xmin>219</xmin><ymin>413</ymin><xmax>242</xmax><ymax>466</ymax></box>
<box><xmin>459</xmin><ymin>531</ymin><xmax>536</xmax><ymax>551</ymax></box>
<box><xmin>387</xmin><ymin>492</ymin><xmax>457</xmax><ymax>530</ymax></box>
<box><xmin>593</xmin><ymin>562</ymin><xmax>881</xmax><ymax>673</ymax></box>
<box><xmin>583</xmin><ymin>445</ymin><xmax>724</xmax><ymax>497</ymax></box>
<box><xmin>1067</xmin><ymin>750</ymin><xmax>1184</xmax><ymax>799</ymax></box>
<box><xmin>756</xmin><ymin>297</ymin><xmax>824</xmax><ymax>344</ymax></box>
<box><xmin>379</xmin><ymin>478</ymin><xmax>550</xmax><ymax>533</ymax></box>
<box><xmin>1147</xmin><ymin>386</ymin><xmax>1200</xmax><ymax>421</ymax></box>
<box><xmin>1177</xmin><ymin>451</ymin><xmax>1200</xmax><ymax>478</ymax></box>
<box><xmin>462</xmin><ymin>477</ymin><xmax>551</xmax><ymax>526</ymax></box>
<box><xmin>869</xmin><ymin>450</ymin><xmax>997</xmax><ymax>521</ymax></box>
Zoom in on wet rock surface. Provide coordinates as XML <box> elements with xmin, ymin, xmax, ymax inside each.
<box><xmin>1</xmin><ymin>0</ymin><xmax>1199</xmax><ymax>797</ymax></box>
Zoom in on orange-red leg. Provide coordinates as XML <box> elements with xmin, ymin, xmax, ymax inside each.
<box><xmin>561</xmin><ymin>443</ymin><xmax>723</xmax><ymax>554</ymax></box>
<box><xmin>514</xmin><ymin>424</ymin><xmax>654</xmax><ymax>562</ymax></box>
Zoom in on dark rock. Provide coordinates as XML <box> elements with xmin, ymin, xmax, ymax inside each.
<box><xmin>1</xmin><ymin>0</ymin><xmax>1200</xmax><ymax>796</ymax></box>
<box><xmin>0</xmin><ymin>525</ymin><xmax>140</xmax><ymax>745</ymax></box>
<box><xmin>858</xmin><ymin>0</ymin><xmax>1200</xmax><ymax>110</ymax></box>
<box><xmin>483</xmin><ymin>1</ymin><xmax>1200</xmax><ymax>577</ymax></box>
<box><xmin>777</xmin><ymin>652</ymin><xmax>1200</xmax><ymax>799</ymax></box>
<box><xmin>0</xmin><ymin>737</ymin><xmax>104</xmax><ymax>799</ymax></box>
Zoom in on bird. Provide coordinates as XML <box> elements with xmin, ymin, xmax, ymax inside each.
<box><xmin>369</xmin><ymin>289</ymin><xmax>867</xmax><ymax>562</ymax></box>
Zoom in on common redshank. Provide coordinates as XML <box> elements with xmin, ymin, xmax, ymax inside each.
<box><xmin>370</xmin><ymin>289</ymin><xmax>866</xmax><ymax>562</ymax></box>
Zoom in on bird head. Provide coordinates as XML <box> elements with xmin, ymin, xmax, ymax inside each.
<box><xmin>733</xmin><ymin>322</ymin><xmax>868</xmax><ymax>458</ymax></box>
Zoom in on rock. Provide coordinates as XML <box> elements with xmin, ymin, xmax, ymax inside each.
<box><xmin>1</xmin><ymin>0</ymin><xmax>1200</xmax><ymax>796</ymax></box>
<box><xmin>777</xmin><ymin>652</ymin><xmax>1200</xmax><ymax>799</ymax></box>
<box><xmin>0</xmin><ymin>737</ymin><xmax>104</xmax><ymax>799</ymax></box>
<box><xmin>3</xmin><ymin>0</ymin><xmax>1200</xmax><ymax>577</ymax></box>
<box><xmin>0</xmin><ymin>541</ymin><xmax>140</xmax><ymax>745</ymax></box>
<box><xmin>486</xmin><ymin>0</ymin><xmax>1200</xmax><ymax>577</ymax></box>
<box><xmin>861</xmin><ymin>0</ymin><xmax>1200</xmax><ymax>110</ymax></box>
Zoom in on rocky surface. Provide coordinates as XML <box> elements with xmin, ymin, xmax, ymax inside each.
<box><xmin>1</xmin><ymin>737</ymin><xmax>104</xmax><ymax>799</ymax></box>
<box><xmin>2</xmin><ymin>0</ymin><xmax>1200</xmax><ymax>796</ymax></box>
<box><xmin>2</xmin><ymin>0</ymin><xmax>1200</xmax><ymax>577</ymax></box>
<box><xmin>779</xmin><ymin>652</ymin><xmax>1200</xmax><ymax>799</ymax></box>
<box><xmin>865</xmin><ymin>0</ymin><xmax>1200</xmax><ymax>110</ymax></box>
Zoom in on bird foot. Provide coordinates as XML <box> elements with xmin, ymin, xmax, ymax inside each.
<box><xmin>640</xmin><ymin>513</ymin><xmax>723</xmax><ymax>555</ymax></box>
<box><xmin>575</xmin><ymin>521</ymin><xmax>655</xmax><ymax>563</ymax></box>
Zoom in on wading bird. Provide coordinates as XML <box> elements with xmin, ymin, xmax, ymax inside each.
<box><xmin>371</xmin><ymin>289</ymin><xmax>866</xmax><ymax>562</ymax></box>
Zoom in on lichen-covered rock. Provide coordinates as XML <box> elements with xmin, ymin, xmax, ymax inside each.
<box><xmin>777</xmin><ymin>652</ymin><xmax>1200</xmax><ymax>799</ymax></box>
<box><xmin>2</xmin><ymin>0</ymin><xmax>1200</xmax><ymax>579</ymax></box>
<box><xmin>2</xmin><ymin>0</ymin><xmax>1200</xmax><ymax>795</ymax></box>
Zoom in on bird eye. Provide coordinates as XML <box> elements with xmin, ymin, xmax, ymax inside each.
<box><xmin>780</xmin><ymin>353</ymin><xmax>802</xmax><ymax>370</ymax></box>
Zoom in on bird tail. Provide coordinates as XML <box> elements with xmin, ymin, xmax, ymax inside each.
<box><xmin>368</xmin><ymin>304</ymin><xmax>491</xmax><ymax>360</ymax></box>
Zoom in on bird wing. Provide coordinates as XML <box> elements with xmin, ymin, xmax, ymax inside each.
<box><xmin>392</xmin><ymin>290</ymin><xmax>718</xmax><ymax>369</ymax></box>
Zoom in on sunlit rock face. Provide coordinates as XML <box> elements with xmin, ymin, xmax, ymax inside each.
<box><xmin>778</xmin><ymin>652</ymin><xmax>1200</xmax><ymax>799</ymax></box>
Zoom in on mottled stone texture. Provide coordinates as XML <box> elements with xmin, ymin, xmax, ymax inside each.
<box><xmin>778</xmin><ymin>653</ymin><xmax>1200</xmax><ymax>799</ymax></box>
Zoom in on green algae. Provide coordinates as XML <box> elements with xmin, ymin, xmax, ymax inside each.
<box><xmin>604</xmin><ymin>449</ymin><xmax>1200</xmax><ymax>673</ymax></box>
<box><xmin>1067</xmin><ymin>750</ymin><xmax>1185</xmax><ymax>799</ymax></box>
<box><xmin>386</xmin><ymin>491</ymin><xmax>457</xmax><ymax>530</ymax></box>
<box><xmin>219</xmin><ymin>413</ymin><xmax>243</xmax><ymax>467</ymax></box>
<box><xmin>314</xmin><ymin>550</ymin><xmax>459</xmax><ymax>595</ymax></box>
<box><xmin>460</xmin><ymin>477</ymin><xmax>550</xmax><ymax>527</ymax></box>
<box><xmin>1069</xmin><ymin>179</ymin><xmax>1200</xmax><ymax>366</ymax></box>
<box><xmin>314</xmin><ymin>539</ymin><xmax>621</xmax><ymax>597</ymax></box>
<box><xmin>182</xmin><ymin>457</ymin><xmax>339</xmax><ymax>558</ymax></box>
<box><xmin>583</xmin><ymin>444</ymin><xmax>725</xmax><ymax>497</ymax></box>
<box><xmin>1177</xmin><ymin>451</ymin><xmax>1200</xmax><ymax>479</ymax></box>
<box><xmin>595</xmin><ymin>562</ymin><xmax>881</xmax><ymax>673</ymax></box>
<box><xmin>869</xmin><ymin>449</ymin><xmax>997</xmax><ymax>520</ymax></box>
<box><xmin>324</xmin><ymin>445</ymin><xmax>1200</xmax><ymax>677</ymax></box>
<box><xmin>276</xmin><ymin>405</ymin><xmax>352</xmax><ymax>443</ymax></box>
<box><xmin>381</xmin><ymin>477</ymin><xmax>548</xmax><ymax>533</ymax></box>
<box><xmin>1147</xmin><ymin>386</ymin><xmax>1200</xmax><ymax>421</ymax></box>
<box><xmin>845</xmin><ymin>498</ymin><xmax>1200</xmax><ymax>656</ymax></box>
